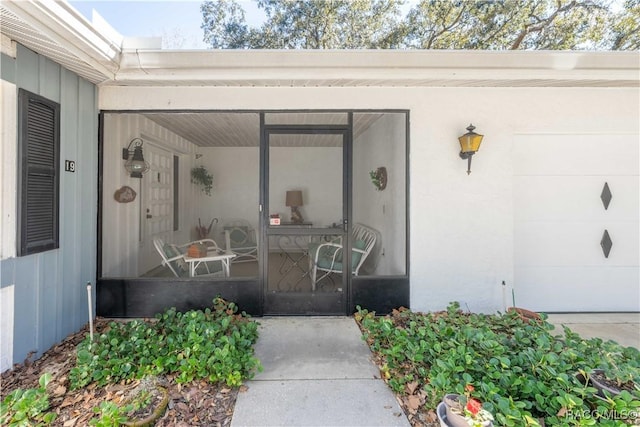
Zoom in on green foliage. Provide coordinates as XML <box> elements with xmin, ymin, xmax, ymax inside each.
<box><xmin>70</xmin><ymin>298</ymin><xmax>261</xmax><ymax>389</ymax></box>
<box><xmin>191</xmin><ymin>166</ymin><xmax>214</xmax><ymax>196</ymax></box>
<box><xmin>608</xmin><ymin>0</ymin><xmax>640</xmax><ymax>50</ymax></box>
<box><xmin>89</xmin><ymin>389</ymin><xmax>153</xmax><ymax>427</ymax></box>
<box><xmin>200</xmin><ymin>0</ymin><xmax>637</xmax><ymax>50</ymax></box>
<box><xmin>0</xmin><ymin>373</ymin><xmax>57</xmax><ymax>426</ymax></box>
<box><xmin>598</xmin><ymin>347</ymin><xmax>640</xmax><ymax>387</ymax></box>
<box><xmin>201</xmin><ymin>0</ymin><xmax>638</xmax><ymax>50</ymax></box>
<box><xmin>357</xmin><ymin>303</ymin><xmax>640</xmax><ymax>426</ymax></box>
<box><xmin>201</xmin><ymin>0</ymin><xmax>249</xmax><ymax>48</ymax></box>
<box><xmin>89</xmin><ymin>401</ymin><xmax>130</xmax><ymax>427</ymax></box>
<box><xmin>402</xmin><ymin>0</ymin><xmax>610</xmax><ymax>50</ymax></box>
<box><xmin>202</xmin><ymin>0</ymin><xmax>403</xmax><ymax>48</ymax></box>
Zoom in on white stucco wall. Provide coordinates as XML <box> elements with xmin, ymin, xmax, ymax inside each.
<box><xmin>99</xmin><ymin>85</ymin><xmax>639</xmax><ymax>313</ymax></box>
<box><xmin>353</xmin><ymin>113</ymin><xmax>407</xmax><ymax>275</ymax></box>
<box><xmin>270</xmin><ymin>146</ymin><xmax>342</xmax><ymax>226</ymax></box>
<box><xmin>195</xmin><ymin>146</ymin><xmax>260</xmax><ymax>236</ymax></box>
<box><xmin>192</xmin><ymin>145</ymin><xmax>344</xmax><ymax>238</ymax></box>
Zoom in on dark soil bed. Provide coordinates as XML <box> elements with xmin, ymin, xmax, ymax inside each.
<box><xmin>590</xmin><ymin>371</ymin><xmax>637</xmax><ymax>394</ymax></box>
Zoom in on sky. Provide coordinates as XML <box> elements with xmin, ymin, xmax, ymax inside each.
<box><xmin>70</xmin><ymin>0</ymin><xmax>266</xmax><ymax>49</ymax></box>
<box><xmin>70</xmin><ymin>0</ymin><xmax>420</xmax><ymax>49</ymax></box>
<box><xmin>70</xmin><ymin>0</ymin><xmax>624</xmax><ymax>50</ymax></box>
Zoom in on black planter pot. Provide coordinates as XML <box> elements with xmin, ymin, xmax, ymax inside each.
<box><xmin>589</xmin><ymin>369</ymin><xmax>623</xmax><ymax>398</ymax></box>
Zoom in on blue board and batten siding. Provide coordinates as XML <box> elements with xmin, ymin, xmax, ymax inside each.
<box><xmin>1</xmin><ymin>44</ymin><xmax>98</xmax><ymax>366</ymax></box>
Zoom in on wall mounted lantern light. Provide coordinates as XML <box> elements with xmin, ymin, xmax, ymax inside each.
<box><xmin>122</xmin><ymin>138</ymin><xmax>150</xmax><ymax>178</ymax></box>
<box><xmin>458</xmin><ymin>124</ymin><xmax>484</xmax><ymax>175</ymax></box>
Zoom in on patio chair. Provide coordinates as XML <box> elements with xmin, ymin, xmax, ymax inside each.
<box><xmin>153</xmin><ymin>238</ymin><xmax>226</xmax><ymax>277</ymax></box>
<box><xmin>222</xmin><ymin>219</ymin><xmax>258</xmax><ymax>263</ymax></box>
<box><xmin>308</xmin><ymin>223</ymin><xmax>377</xmax><ymax>291</ymax></box>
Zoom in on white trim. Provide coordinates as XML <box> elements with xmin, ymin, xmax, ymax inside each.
<box><xmin>1</xmin><ymin>0</ymin><xmax>120</xmax><ymax>79</ymax></box>
<box><xmin>0</xmin><ymin>81</ymin><xmax>17</xmax><ymax>260</ymax></box>
<box><xmin>111</xmin><ymin>50</ymin><xmax>639</xmax><ymax>87</ymax></box>
<box><xmin>0</xmin><ymin>34</ymin><xmax>16</xmax><ymax>58</ymax></box>
<box><xmin>0</xmin><ymin>285</ymin><xmax>14</xmax><ymax>372</ymax></box>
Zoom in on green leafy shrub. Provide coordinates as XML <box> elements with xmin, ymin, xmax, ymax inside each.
<box><xmin>89</xmin><ymin>401</ymin><xmax>130</xmax><ymax>427</ymax></box>
<box><xmin>0</xmin><ymin>373</ymin><xmax>57</xmax><ymax>426</ymax></box>
<box><xmin>70</xmin><ymin>298</ymin><xmax>261</xmax><ymax>389</ymax></box>
<box><xmin>356</xmin><ymin>302</ymin><xmax>640</xmax><ymax>426</ymax></box>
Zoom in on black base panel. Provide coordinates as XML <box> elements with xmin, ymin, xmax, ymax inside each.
<box><xmin>97</xmin><ymin>278</ymin><xmax>262</xmax><ymax>318</ymax></box>
<box><xmin>97</xmin><ymin>276</ymin><xmax>409</xmax><ymax>317</ymax></box>
<box><xmin>351</xmin><ymin>276</ymin><xmax>410</xmax><ymax>315</ymax></box>
<box><xmin>264</xmin><ymin>292</ymin><xmax>344</xmax><ymax>315</ymax></box>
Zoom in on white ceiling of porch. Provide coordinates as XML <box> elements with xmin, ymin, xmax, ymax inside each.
<box><xmin>142</xmin><ymin>112</ymin><xmax>385</xmax><ymax>147</ymax></box>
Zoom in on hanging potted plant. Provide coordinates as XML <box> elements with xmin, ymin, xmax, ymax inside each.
<box><xmin>369</xmin><ymin>166</ymin><xmax>388</xmax><ymax>191</ymax></box>
<box><xmin>191</xmin><ymin>166</ymin><xmax>213</xmax><ymax>196</ymax></box>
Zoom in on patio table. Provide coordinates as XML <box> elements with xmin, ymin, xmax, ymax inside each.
<box><xmin>183</xmin><ymin>250</ymin><xmax>236</xmax><ymax>277</ymax></box>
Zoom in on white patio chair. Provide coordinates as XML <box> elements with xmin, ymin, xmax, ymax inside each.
<box><xmin>222</xmin><ymin>219</ymin><xmax>258</xmax><ymax>263</ymax></box>
<box><xmin>308</xmin><ymin>223</ymin><xmax>377</xmax><ymax>291</ymax></box>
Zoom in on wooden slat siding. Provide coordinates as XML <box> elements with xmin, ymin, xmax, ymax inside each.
<box><xmin>2</xmin><ymin>44</ymin><xmax>98</xmax><ymax>367</ymax></box>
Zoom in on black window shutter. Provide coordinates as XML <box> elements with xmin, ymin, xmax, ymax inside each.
<box><xmin>18</xmin><ymin>89</ymin><xmax>60</xmax><ymax>256</ymax></box>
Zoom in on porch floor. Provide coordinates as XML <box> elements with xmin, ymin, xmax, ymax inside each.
<box><xmin>143</xmin><ymin>252</ymin><xmax>342</xmax><ymax>293</ymax></box>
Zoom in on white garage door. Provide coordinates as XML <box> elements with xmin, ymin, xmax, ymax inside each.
<box><xmin>514</xmin><ymin>134</ymin><xmax>639</xmax><ymax>312</ymax></box>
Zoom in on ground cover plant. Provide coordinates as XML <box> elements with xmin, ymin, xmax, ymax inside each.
<box><xmin>356</xmin><ymin>302</ymin><xmax>640</xmax><ymax>427</ymax></box>
<box><xmin>1</xmin><ymin>298</ymin><xmax>261</xmax><ymax>426</ymax></box>
<box><xmin>0</xmin><ymin>373</ymin><xmax>57</xmax><ymax>425</ymax></box>
<box><xmin>70</xmin><ymin>298</ymin><xmax>261</xmax><ymax>389</ymax></box>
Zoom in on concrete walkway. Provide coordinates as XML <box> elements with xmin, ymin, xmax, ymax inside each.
<box><xmin>230</xmin><ymin>313</ymin><xmax>638</xmax><ymax>427</ymax></box>
<box><xmin>546</xmin><ymin>313</ymin><xmax>640</xmax><ymax>349</ymax></box>
<box><xmin>231</xmin><ymin>317</ymin><xmax>410</xmax><ymax>427</ymax></box>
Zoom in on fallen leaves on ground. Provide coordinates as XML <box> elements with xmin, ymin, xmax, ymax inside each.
<box><xmin>357</xmin><ymin>308</ymin><xmax>443</xmax><ymax>427</ymax></box>
<box><xmin>0</xmin><ymin>318</ymin><xmax>239</xmax><ymax>426</ymax></box>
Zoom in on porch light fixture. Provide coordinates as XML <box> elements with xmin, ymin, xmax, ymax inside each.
<box><xmin>285</xmin><ymin>190</ymin><xmax>304</xmax><ymax>224</ymax></box>
<box><xmin>122</xmin><ymin>138</ymin><xmax>150</xmax><ymax>178</ymax></box>
<box><xmin>458</xmin><ymin>124</ymin><xmax>484</xmax><ymax>175</ymax></box>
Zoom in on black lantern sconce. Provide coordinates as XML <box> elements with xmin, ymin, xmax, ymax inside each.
<box><xmin>458</xmin><ymin>124</ymin><xmax>484</xmax><ymax>175</ymax></box>
<box><xmin>122</xmin><ymin>138</ymin><xmax>150</xmax><ymax>178</ymax></box>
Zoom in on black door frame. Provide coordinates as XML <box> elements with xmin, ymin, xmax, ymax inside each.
<box><xmin>260</xmin><ymin>113</ymin><xmax>353</xmax><ymax>315</ymax></box>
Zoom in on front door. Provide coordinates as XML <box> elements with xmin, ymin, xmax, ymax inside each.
<box><xmin>262</xmin><ymin>121</ymin><xmax>350</xmax><ymax>314</ymax></box>
<box><xmin>139</xmin><ymin>143</ymin><xmax>174</xmax><ymax>275</ymax></box>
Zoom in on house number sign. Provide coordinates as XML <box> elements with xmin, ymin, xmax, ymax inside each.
<box><xmin>65</xmin><ymin>160</ymin><xmax>76</xmax><ymax>172</ymax></box>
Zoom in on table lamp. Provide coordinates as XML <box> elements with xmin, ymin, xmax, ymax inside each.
<box><xmin>285</xmin><ymin>190</ymin><xmax>304</xmax><ymax>224</ymax></box>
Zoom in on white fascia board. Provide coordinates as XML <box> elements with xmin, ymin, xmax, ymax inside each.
<box><xmin>0</xmin><ymin>34</ymin><xmax>17</xmax><ymax>58</ymax></box>
<box><xmin>113</xmin><ymin>50</ymin><xmax>640</xmax><ymax>86</ymax></box>
<box><xmin>2</xmin><ymin>0</ymin><xmax>120</xmax><ymax>78</ymax></box>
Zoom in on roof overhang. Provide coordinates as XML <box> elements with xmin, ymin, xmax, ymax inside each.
<box><xmin>0</xmin><ymin>0</ymin><xmax>120</xmax><ymax>84</ymax></box>
<box><xmin>1</xmin><ymin>1</ymin><xmax>638</xmax><ymax>88</ymax></box>
<box><xmin>113</xmin><ymin>49</ymin><xmax>640</xmax><ymax>87</ymax></box>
